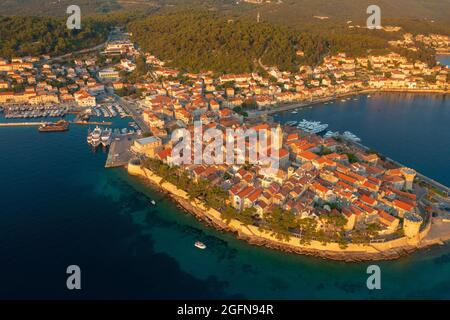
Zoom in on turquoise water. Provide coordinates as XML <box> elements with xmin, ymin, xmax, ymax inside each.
<box><xmin>0</xmin><ymin>57</ymin><xmax>449</xmax><ymax>299</ymax></box>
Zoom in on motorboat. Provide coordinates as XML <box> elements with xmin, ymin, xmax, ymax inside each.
<box><xmin>194</xmin><ymin>241</ymin><xmax>206</xmax><ymax>250</ymax></box>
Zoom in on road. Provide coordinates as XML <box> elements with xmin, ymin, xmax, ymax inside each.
<box><xmin>110</xmin><ymin>93</ymin><xmax>150</xmax><ymax>134</ymax></box>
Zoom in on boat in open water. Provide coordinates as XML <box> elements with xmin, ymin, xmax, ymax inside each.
<box><xmin>194</xmin><ymin>241</ymin><xmax>206</xmax><ymax>250</ymax></box>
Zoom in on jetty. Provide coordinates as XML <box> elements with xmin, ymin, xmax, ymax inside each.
<box><xmin>72</xmin><ymin>121</ymin><xmax>113</xmax><ymax>126</ymax></box>
<box><xmin>105</xmin><ymin>133</ymin><xmax>137</xmax><ymax>168</ymax></box>
<box><xmin>0</xmin><ymin>121</ymin><xmax>112</xmax><ymax>127</ymax></box>
<box><xmin>0</xmin><ymin>122</ymin><xmax>44</xmax><ymax>127</ymax></box>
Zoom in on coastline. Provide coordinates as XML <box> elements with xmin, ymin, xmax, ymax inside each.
<box><xmin>247</xmin><ymin>88</ymin><xmax>449</xmax><ymax>117</ymax></box>
<box><xmin>127</xmin><ymin>164</ymin><xmax>449</xmax><ymax>262</ymax></box>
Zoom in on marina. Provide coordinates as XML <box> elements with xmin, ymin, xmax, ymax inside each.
<box><xmin>1</xmin><ymin>104</ymin><xmax>70</xmax><ymax>119</ymax></box>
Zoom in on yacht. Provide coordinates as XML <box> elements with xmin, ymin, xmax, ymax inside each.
<box><xmin>100</xmin><ymin>128</ymin><xmax>112</xmax><ymax>146</ymax></box>
<box><xmin>324</xmin><ymin>131</ymin><xmax>340</xmax><ymax>138</ymax></box>
<box><xmin>194</xmin><ymin>241</ymin><xmax>206</xmax><ymax>250</ymax></box>
<box><xmin>150</xmin><ymin>200</ymin><xmax>156</xmax><ymax>205</ymax></box>
<box><xmin>297</xmin><ymin>119</ymin><xmax>329</xmax><ymax>134</ymax></box>
<box><xmin>286</xmin><ymin>121</ymin><xmax>298</xmax><ymax>126</ymax></box>
<box><xmin>91</xmin><ymin>126</ymin><xmax>102</xmax><ymax>145</ymax></box>
<box><xmin>342</xmin><ymin>131</ymin><xmax>361</xmax><ymax>142</ymax></box>
<box><xmin>87</xmin><ymin>129</ymin><xmax>92</xmax><ymax>143</ymax></box>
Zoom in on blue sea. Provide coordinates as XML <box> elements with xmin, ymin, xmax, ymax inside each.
<box><xmin>0</xmin><ymin>58</ymin><xmax>449</xmax><ymax>299</ymax></box>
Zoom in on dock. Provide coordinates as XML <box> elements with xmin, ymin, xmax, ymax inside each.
<box><xmin>0</xmin><ymin>122</ymin><xmax>44</xmax><ymax>127</ymax></box>
<box><xmin>105</xmin><ymin>133</ymin><xmax>137</xmax><ymax>168</ymax></box>
<box><xmin>72</xmin><ymin>121</ymin><xmax>113</xmax><ymax>126</ymax></box>
<box><xmin>0</xmin><ymin>121</ymin><xmax>112</xmax><ymax>127</ymax></box>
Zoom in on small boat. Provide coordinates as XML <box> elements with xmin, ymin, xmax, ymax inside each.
<box><xmin>291</xmin><ymin>111</ymin><xmax>298</xmax><ymax>114</ymax></box>
<box><xmin>195</xmin><ymin>241</ymin><xmax>206</xmax><ymax>250</ymax></box>
<box><xmin>150</xmin><ymin>200</ymin><xmax>156</xmax><ymax>205</ymax></box>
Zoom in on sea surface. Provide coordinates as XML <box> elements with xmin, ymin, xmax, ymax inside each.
<box><xmin>0</xmin><ymin>58</ymin><xmax>449</xmax><ymax>299</ymax></box>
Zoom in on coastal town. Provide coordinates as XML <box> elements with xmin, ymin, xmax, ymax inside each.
<box><xmin>1</xmin><ymin>27</ymin><xmax>450</xmax><ymax>259</ymax></box>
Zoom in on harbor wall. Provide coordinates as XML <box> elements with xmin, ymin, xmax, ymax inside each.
<box><xmin>127</xmin><ymin>163</ymin><xmax>440</xmax><ymax>262</ymax></box>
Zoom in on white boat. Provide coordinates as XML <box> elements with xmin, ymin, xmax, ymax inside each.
<box><xmin>286</xmin><ymin>121</ymin><xmax>298</xmax><ymax>126</ymax></box>
<box><xmin>91</xmin><ymin>126</ymin><xmax>102</xmax><ymax>144</ymax></box>
<box><xmin>291</xmin><ymin>111</ymin><xmax>298</xmax><ymax>114</ymax></box>
<box><xmin>150</xmin><ymin>200</ymin><xmax>156</xmax><ymax>205</ymax></box>
<box><xmin>341</xmin><ymin>131</ymin><xmax>361</xmax><ymax>142</ymax></box>
<box><xmin>87</xmin><ymin>129</ymin><xmax>92</xmax><ymax>143</ymax></box>
<box><xmin>324</xmin><ymin>130</ymin><xmax>340</xmax><ymax>138</ymax></box>
<box><xmin>100</xmin><ymin>128</ymin><xmax>112</xmax><ymax>146</ymax></box>
<box><xmin>194</xmin><ymin>241</ymin><xmax>206</xmax><ymax>250</ymax></box>
<box><xmin>296</xmin><ymin>119</ymin><xmax>329</xmax><ymax>134</ymax></box>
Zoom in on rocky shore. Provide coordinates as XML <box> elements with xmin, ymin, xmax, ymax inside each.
<box><xmin>128</xmin><ymin>164</ymin><xmax>443</xmax><ymax>262</ymax></box>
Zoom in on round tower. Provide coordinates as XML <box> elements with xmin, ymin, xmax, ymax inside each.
<box><xmin>400</xmin><ymin>167</ymin><xmax>416</xmax><ymax>191</ymax></box>
<box><xmin>127</xmin><ymin>158</ymin><xmax>143</xmax><ymax>176</ymax></box>
<box><xmin>403</xmin><ymin>212</ymin><xmax>422</xmax><ymax>240</ymax></box>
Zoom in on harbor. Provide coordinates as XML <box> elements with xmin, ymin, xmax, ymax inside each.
<box><xmin>104</xmin><ymin>132</ymin><xmax>137</xmax><ymax>168</ymax></box>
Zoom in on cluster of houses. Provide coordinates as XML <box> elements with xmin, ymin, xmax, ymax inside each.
<box><xmin>389</xmin><ymin>33</ymin><xmax>450</xmax><ymax>54</ymax></box>
<box><xmin>0</xmin><ymin>56</ymin><xmax>104</xmax><ymax>107</ymax></box>
<box><xmin>111</xmin><ymin>49</ymin><xmax>450</xmax><ymax>123</ymax></box>
<box><xmin>134</xmin><ymin>112</ymin><xmax>424</xmax><ymax>238</ymax></box>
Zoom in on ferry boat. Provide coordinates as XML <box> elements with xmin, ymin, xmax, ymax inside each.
<box><xmin>100</xmin><ymin>129</ymin><xmax>112</xmax><ymax>146</ymax></box>
<box><xmin>91</xmin><ymin>126</ymin><xmax>102</xmax><ymax>145</ymax></box>
<box><xmin>38</xmin><ymin>120</ymin><xmax>69</xmax><ymax>132</ymax></box>
<box><xmin>194</xmin><ymin>241</ymin><xmax>206</xmax><ymax>250</ymax></box>
<box><xmin>87</xmin><ymin>129</ymin><xmax>92</xmax><ymax>143</ymax></box>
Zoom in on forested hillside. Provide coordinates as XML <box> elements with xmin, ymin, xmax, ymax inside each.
<box><xmin>128</xmin><ymin>11</ymin><xmax>437</xmax><ymax>73</ymax></box>
<box><xmin>0</xmin><ymin>16</ymin><xmax>111</xmax><ymax>58</ymax></box>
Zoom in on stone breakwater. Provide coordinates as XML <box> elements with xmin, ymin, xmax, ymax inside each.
<box><xmin>127</xmin><ymin>163</ymin><xmax>442</xmax><ymax>262</ymax></box>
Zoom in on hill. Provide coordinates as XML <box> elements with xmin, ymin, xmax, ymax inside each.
<box><xmin>127</xmin><ymin>11</ymin><xmax>436</xmax><ymax>74</ymax></box>
<box><xmin>0</xmin><ymin>15</ymin><xmax>111</xmax><ymax>58</ymax></box>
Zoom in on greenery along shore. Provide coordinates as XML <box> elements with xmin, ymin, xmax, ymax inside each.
<box><xmin>144</xmin><ymin>158</ymin><xmax>385</xmax><ymax>249</ymax></box>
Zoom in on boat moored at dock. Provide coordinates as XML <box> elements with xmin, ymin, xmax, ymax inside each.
<box><xmin>38</xmin><ymin>120</ymin><xmax>70</xmax><ymax>132</ymax></box>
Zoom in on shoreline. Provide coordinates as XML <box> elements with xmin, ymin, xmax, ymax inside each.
<box><xmin>247</xmin><ymin>88</ymin><xmax>449</xmax><ymax>117</ymax></box>
<box><xmin>127</xmin><ymin>164</ymin><xmax>450</xmax><ymax>262</ymax></box>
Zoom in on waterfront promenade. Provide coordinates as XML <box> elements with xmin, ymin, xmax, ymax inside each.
<box><xmin>247</xmin><ymin>88</ymin><xmax>449</xmax><ymax>118</ymax></box>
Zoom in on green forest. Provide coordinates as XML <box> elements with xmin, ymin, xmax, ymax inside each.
<box><xmin>0</xmin><ymin>16</ymin><xmax>111</xmax><ymax>58</ymax></box>
<box><xmin>128</xmin><ymin>11</ymin><xmax>437</xmax><ymax>73</ymax></box>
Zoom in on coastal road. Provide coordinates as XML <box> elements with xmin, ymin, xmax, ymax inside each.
<box><xmin>110</xmin><ymin>93</ymin><xmax>151</xmax><ymax>134</ymax></box>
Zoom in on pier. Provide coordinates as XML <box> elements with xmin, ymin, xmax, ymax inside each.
<box><xmin>105</xmin><ymin>133</ymin><xmax>137</xmax><ymax>168</ymax></box>
<box><xmin>72</xmin><ymin>121</ymin><xmax>113</xmax><ymax>126</ymax></box>
<box><xmin>0</xmin><ymin>122</ymin><xmax>44</xmax><ymax>127</ymax></box>
<box><xmin>0</xmin><ymin>121</ymin><xmax>112</xmax><ymax>127</ymax></box>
